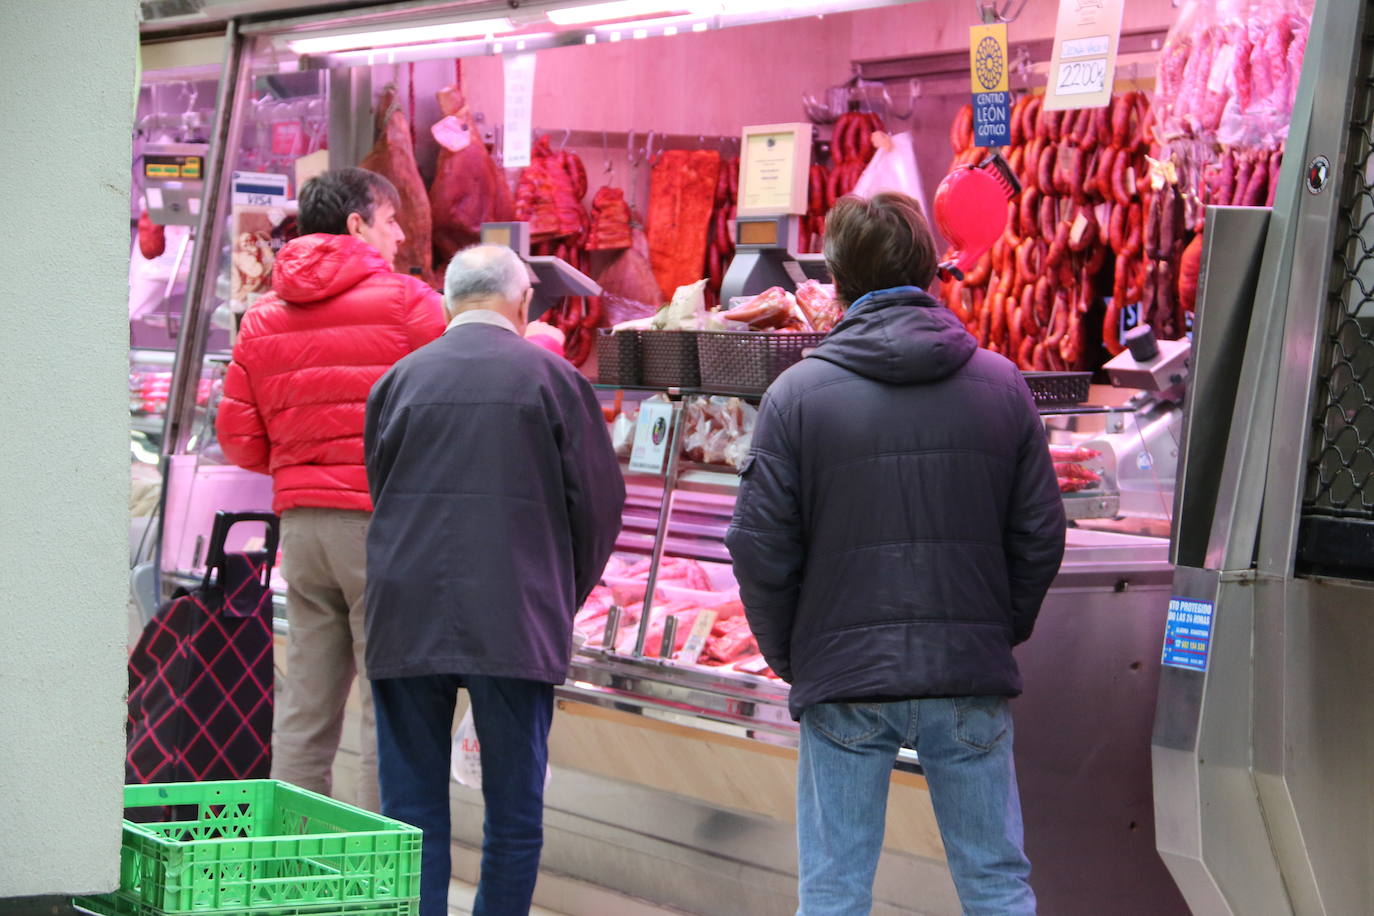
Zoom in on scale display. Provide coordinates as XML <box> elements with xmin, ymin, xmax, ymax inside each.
<box><xmin>738</xmin><ymin>220</ymin><xmax>780</xmax><ymax>247</ymax></box>
<box><xmin>144</xmin><ymin>153</ymin><xmax>203</xmax><ymax>181</ymax></box>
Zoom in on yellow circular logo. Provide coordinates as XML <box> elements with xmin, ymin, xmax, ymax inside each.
<box><xmin>976</xmin><ymin>36</ymin><xmax>1003</xmax><ymax>91</ymax></box>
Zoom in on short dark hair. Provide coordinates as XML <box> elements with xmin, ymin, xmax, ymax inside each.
<box><xmin>297</xmin><ymin>167</ymin><xmax>401</xmax><ymax>236</ymax></box>
<box><xmin>823</xmin><ymin>192</ymin><xmax>939</xmax><ymax>306</ymax></box>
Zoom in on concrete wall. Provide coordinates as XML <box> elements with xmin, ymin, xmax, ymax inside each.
<box><xmin>0</xmin><ymin>0</ymin><xmax>136</xmax><ymax>899</ymax></box>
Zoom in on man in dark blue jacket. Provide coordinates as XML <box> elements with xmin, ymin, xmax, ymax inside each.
<box><xmin>364</xmin><ymin>245</ymin><xmax>625</xmax><ymax>916</ymax></box>
<box><xmin>726</xmin><ymin>193</ymin><xmax>1064</xmax><ymax>915</ymax></box>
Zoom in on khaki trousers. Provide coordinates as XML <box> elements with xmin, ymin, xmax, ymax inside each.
<box><xmin>273</xmin><ymin>507</ymin><xmax>379</xmax><ymax>812</ymax></box>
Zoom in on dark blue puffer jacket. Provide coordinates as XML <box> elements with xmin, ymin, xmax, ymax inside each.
<box><xmin>725</xmin><ymin>287</ymin><xmax>1065</xmax><ymax>718</ymax></box>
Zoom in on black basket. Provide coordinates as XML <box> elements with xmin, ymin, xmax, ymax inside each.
<box><xmin>697</xmin><ymin>331</ymin><xmax>827</xmax><ymax>395</ymax></box>
<box><xmin>595</xmin><ymin>329</ymin><xmax>642</xmax><ymax>386</ymax></box>
<box><xmin>640</xmin><ymin>331</ymin><xmax>701</xmax><ymax>388</ymax></box>
<box><xmin>1023</xmin><ymin>371</ymin><xmax>1092</xmax><ymax>407</ymax></box>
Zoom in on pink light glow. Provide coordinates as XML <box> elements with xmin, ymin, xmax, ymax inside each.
<box><xmin>546</xmin><ymin>0</ymin><xmax>695</xmax><ymax>26</ymax></box>
<box><xmin>287</xmin><ymin>18</ymin><xmax>515</xmax><ymax>54</ymax></box>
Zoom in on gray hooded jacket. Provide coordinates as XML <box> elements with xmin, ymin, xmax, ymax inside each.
<box><xmin>725</xmin><ymin>286</ymin><xmax>1065</xmax><ymax>718</ymax></box>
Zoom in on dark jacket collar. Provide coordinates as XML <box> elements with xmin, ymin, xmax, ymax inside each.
<box><xmin>808</xmin><ymin>286</ymin><xmax>978</xmax><ymax>384</ymax></box>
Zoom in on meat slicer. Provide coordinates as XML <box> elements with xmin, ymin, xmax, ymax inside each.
<box><xmin>1076</xmin><ymin>325</ymin><xmax>1191</xmax><ymax>521</ymax></box>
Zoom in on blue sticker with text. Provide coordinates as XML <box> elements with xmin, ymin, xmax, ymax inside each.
<box><xmin>973</xmin><ymin>92</ymin><xmax>1011</xmax><ymax>147</ymax></box>
<box><xmin>1161</xmin><ymin>596</ymin><xmax>1214</xmax><ymax>672</ymax></box>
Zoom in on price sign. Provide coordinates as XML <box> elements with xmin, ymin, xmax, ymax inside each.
<box><xmin>969</xmin><ymin>23</ymin><xmax>1011</xmax><ymax>147</ymax></box>
<box><xmin>1044</xmin><ymin>0</ymin><xmax>1124</xmax><ymax>111</ymax></box>
<box><xmin>628</xmin><ymin>400</ymin><xmax>674</xmax><ymax>474</ymax></box>
<box><xmin>678</xmin><ymin>609</ymin><xmax>719</xmax><ymax>665</ymax></box>
<box><xmin>1055</xmin><ymin>58</ymin><xmax>1109</xmax><ymax>97</ymax></box>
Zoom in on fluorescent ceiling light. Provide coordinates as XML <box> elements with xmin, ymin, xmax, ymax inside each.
<box><xmin>592</xmin><ymin>13</ymin><xmax>700</xmax><ymax>32</ymax></box>
<box><xmin>287</xmin><ymin>17</ymin><xmax>515</xmax><ymax>54</ymax></box>
<box><xmin>546</xmin><ymin>1</ymin><xmax>694</xmax><ymax>26</ymax></box>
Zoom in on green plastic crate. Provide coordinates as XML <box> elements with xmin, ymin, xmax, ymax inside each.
<box><xmin>74</xmin><ymin>780</ymin><xmax>420</xmax><ymax>916</ymax></box>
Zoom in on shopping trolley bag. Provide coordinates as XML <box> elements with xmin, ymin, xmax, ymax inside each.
<box><xmin>126</xmin><ymin>511</ymin><xmax>279</xmax><ymax>785</ymax></box>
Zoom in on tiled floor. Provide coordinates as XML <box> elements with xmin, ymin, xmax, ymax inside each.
<box><xmin>447</xmin><ymin>874</ymin><xmax>691</xmax><ymax>916</ymax></box>
<box><xmin>447</xmin><ymin>878</ymin><xmax>567</xmax><ymax>915</ymax></box>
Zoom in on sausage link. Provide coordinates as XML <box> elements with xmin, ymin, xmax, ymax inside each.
<box><xmin>1265</xmin><ymin>150</ymin><xmax>1283</xmax><ymax>207</ymax></box>
<box><xmin>1038</xmin><ymin>140</ymin><xmax>1057</xmax><ymax>194</ymax></box>
<box><xmin>1020</xmin><ymin>187</ymin><xmax>1041</xmax><ymax>237</ymax></box>
<box><xmin>1095</xmin><ymin>147</ymin><xmax>1118</xmax><ymax>201</ymax></box>
<box><xmin>1231</xmin><ymin>152</ymin><xmax>1255</xmax><ymax>208</ymax></box>
<box><xmin>1039</xmin><ymin>194</ymin><xmax>1057</xmax><ymax>240</ymax></box>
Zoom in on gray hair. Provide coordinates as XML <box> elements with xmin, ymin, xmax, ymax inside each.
<box><xmin>444</xmin><ymin>245</ymin><xmax>529</xmax><ymax>307</ymax></box>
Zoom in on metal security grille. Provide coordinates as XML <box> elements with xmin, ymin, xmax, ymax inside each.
<box><xmin>1298</xmin><ymin>19</ymin><xmax>1374</xmax><ymax>577</ymax></box>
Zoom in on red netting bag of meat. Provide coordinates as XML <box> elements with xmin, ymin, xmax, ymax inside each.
<box><xmin>647</xmin><ymin>149</ymin><xmax>722</xmax><ymax>301</ymax></box>
<box><xmin>514</xmin><ymin>139</ymin><xmax>564</xmax><ymax>241</ymax></box>
<box><xmin>360</xmin><ymin>85</ymin><xmax>434</xmax><ymax>284</ymax></box>
<box><xmin>587</xmin><ymin>186</ymin><xmax>633</xmax><ymax>250</ymax></box>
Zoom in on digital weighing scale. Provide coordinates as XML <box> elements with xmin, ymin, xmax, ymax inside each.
<box><xmin>480</xmin><ymin>221</ymin><xmax>602</xmax><ymax>321</ymax></box>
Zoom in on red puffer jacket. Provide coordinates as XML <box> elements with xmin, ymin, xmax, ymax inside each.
<box><xmin>216</xmin><ymin>234</ymin><xmax>446</xmax><ymax>513</ymax></box>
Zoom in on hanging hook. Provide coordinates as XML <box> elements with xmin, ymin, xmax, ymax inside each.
<box><xmin>627</xmin><ymin>129</ymin><xmax>642</xmax><ymax>168</ymax></box>
<box><xmin>975</xmin><ymin>0</ymin><xmax>1027</xmax><ymax>24</ymax></box>
<box><xmin>558</xmin><ymin>127</ymin><xmax>572</xmax><ymax>150</ymax></box>
<box><xmin>602</xmin><ymin>129</ymin><xmax>613</xmax><ymax>174</ymax></box>
<box><xmin>888</xmin><ymin>78</ymin><xmax>920</xmax><ymax>120</ymax></box>
<box><xmin>645</xmin><ymin>129</ymin><xmax>660</xmax><ymax>166</ymax></box>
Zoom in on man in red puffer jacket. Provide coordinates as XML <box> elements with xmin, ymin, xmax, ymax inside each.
<box><xmin>216</xmin><ymin>167</ymin><xmax>445</xmax><ymax>812</ymax></box>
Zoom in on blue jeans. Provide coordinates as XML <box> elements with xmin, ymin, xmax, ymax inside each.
<box><xmin>371</xmin><ymin>674</ymin><xmax>554</xmax><ymax>916</ymax></box>
<box><xmin>796</xmin><ymin>697</ymin><xmax>1034</xmax><ymax>916</ymax></box>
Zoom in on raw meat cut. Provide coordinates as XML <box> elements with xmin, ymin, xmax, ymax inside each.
<box><xmin>515</xmin><ymin>136</ymin><xmax>587</xmax><ymax>242</ymax></box>
<box><xmin>795</xmin><ymin>280</ymin><xmax>844</xmax><ymax>332</ymax></box>
<box><xmin>587</xmin><ymin>186</ymin><xmax>633</xmax><ymax>250</ymax></box>
<box><xmin>429</xmin><ymin>83</ymin><xmax>514</xmax><ymax>266</ymax></box>
<box><xmin>722</xmin><ymin>286</ymin><xmax>797</xmax><ymax>330</ymax></box>
<box><xmin>594</xmin><ymin>221</ymin><xmax>663</xmax><ymax>317</ymax></box>
<box><xmin>647</xmin><ymin>149</ymin><xmax>721</xmax><ymax>301</ymax></box>
<box><xmin>138</xmin><ymin>210</ymin><xmax>165</xmax><ymax>259</ymax></box>
<box><xmin>360</xmin><ymin>85</ymin><xmax>434</xmax><ymax>284</ymax></box>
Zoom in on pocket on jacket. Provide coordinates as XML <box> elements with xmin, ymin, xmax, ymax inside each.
<box><xmin>805</xmin><ymin>701</ymin><xmax>886</xmax><ymax>747</ymax></box>
<box><xmin>954</xmin><ymin>696</ymin><xmax>1009</xmax><ymax>751</ymax></box>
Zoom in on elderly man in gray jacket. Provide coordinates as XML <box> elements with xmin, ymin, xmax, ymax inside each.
<box><xmin>364</xmin><ymin>245</ymin><xmax>624</xmax><ymax>916</ymax></box>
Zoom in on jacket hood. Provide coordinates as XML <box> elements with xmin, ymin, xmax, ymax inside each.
<box><xmin>272</xmin><ymin>234</ymin><xmax>390</xmax><ymax>305</ymax></box>
<box><xmin>808</xmin><ymin>286</ymin><xmax>978</xmax><ymax>384</ymax></box>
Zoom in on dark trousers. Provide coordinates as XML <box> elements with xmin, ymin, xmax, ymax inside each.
<box><xmin>371</xmin><ymin>674</ymin><xmax>554</xmax><ymax>916</ymax></box>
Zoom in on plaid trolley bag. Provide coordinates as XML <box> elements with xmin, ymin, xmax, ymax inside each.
<box><xmin>126</xmin><ymin>511</ymin><xmax>280</xmax><ymax>785</ymax></box>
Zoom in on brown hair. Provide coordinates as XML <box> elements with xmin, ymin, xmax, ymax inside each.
<box><xmin>298</xmin><ymin>167</ymin><xmax>401</xmax><ymax>236</ymax></box>
<box><xmin>822</xmin><ymin>192</ymin><xmax>939</xmax><ymax>306</ymax></box>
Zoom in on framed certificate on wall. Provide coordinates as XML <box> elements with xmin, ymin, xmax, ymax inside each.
<box><xmin>737</xmin><ymin>122</ymin><xmax>813</xmax><ymax>217</ymax></box>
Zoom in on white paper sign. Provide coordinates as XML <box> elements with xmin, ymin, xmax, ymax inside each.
<box><xmin>628</xmin><ymin>401</ymin><xmax>674</xmax><ymax>474</ymax></box>
<box><xmin>1044</xmin><ymin>0</ymin><xmax>1124</xmax><ymax>111</ymax></box>
<box><xmin>231</xmin><ymin>171</ymin><xmax>290</xmax><ymax>206</ymax></box>
<box><xmin>503</xmin><ymin>52</ymin><xmax>537</xmax><ymax>169</ymax></box>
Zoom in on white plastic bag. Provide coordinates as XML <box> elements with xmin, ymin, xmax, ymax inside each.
<box><xmin>450</xmin><ymin>707</ymin><xmax>483</xmax><ymax>788</ymax></box>
<box><xmin>449</xmin><ymin>707</ymin><xmax>554</xmax><ymax>791</ymax></box>
<box><xmin>850</xmin><ymin>131</ymin><xmax>930</xmax><ymax>220</ymax></box>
